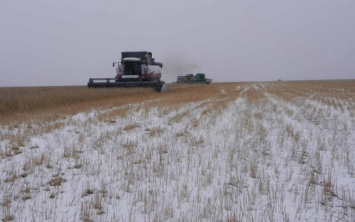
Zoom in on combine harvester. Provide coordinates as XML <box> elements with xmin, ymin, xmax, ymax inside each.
<box><xmin>175</xmin><ymin>73</ymin><xmax>212</xmax><ymax>84</ymax></box>
<box><xmin>88</xmin><ymin>51</ymin><xmax>167</xmax><ymax>92</ymax></box>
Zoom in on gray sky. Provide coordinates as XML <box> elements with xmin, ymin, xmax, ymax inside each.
<box><xmin>1</xmin><ymin>0</ymin><xmax>354</xmax><ymax>86</ymax></box>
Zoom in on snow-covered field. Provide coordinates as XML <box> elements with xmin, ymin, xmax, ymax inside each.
<box><xmin>1</xmin><ymin>82</ymin><xmax>354</xmax><ymax>221</ymax></box>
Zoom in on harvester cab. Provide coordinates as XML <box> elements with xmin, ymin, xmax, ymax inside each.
<box><xmin>88</xmin><ymin>51</ymin><xmax>167</xmax><ymax>92</ymax></box>
<box><xmin>194</xmin><ymin>73</ymin><xmax>206</xmax><ymax>80</ymax></box>
<box><xmin>119</xmin><ymin>58</ymin><xmax>141</xmax><ymax>75</ymax></box>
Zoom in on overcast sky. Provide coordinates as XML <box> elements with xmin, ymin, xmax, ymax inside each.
<box><xmin>1</xmin><ymin>0</ymin><xmax>354</xmax><ymax>86</ymax></box>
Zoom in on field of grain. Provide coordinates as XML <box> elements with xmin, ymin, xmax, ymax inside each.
<box><xmin>0</xmin><ymin>81</ymin><xmax>354</xmax><ymax>221</ymax></box>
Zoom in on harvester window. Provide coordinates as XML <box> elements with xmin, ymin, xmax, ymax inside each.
<box><xmin>124</xmin><ymin>61</ymin><xmax>141</xmax><ymax>75</ymax></box>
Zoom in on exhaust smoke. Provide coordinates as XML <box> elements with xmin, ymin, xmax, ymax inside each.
<box><xmin>162</xmin><ymin>53</ymin><xmax>201</xmax><ymax>83</ymax></box>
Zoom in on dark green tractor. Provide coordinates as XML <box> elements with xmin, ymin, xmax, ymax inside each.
<box><xmin>175</xmin><ymin>73</ymin><xmax>212</xmax><ymax>84</ymax></box>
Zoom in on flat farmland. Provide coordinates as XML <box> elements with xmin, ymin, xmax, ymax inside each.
<box><xmin>0</xmin><ymin>80</ymin><xmax>354</xmax><ymax>221</ymax></box>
